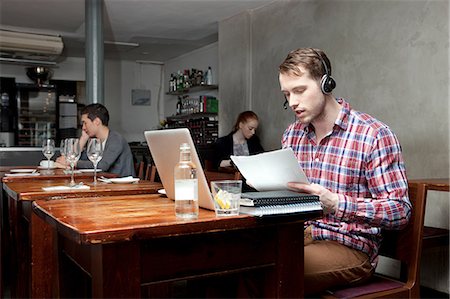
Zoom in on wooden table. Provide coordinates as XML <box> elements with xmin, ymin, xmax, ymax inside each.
<box><xmin>0</xmin><ymin>166</ymin><xmax>114</xmax><ymax>297</ymax></box>
<box><xmin>33</xmin><ymin>194</ymin><xmax>322</xmax><ymax>298</ymax></box>
<box><xmin>3</xmin><ymin>177</ymin><xmax>162</xmax><ymax>298</ymax></box>
<box><xmin>1</xmin><ymin>167</ymin><xmax>116</xmax><ymax>183</ymax></box>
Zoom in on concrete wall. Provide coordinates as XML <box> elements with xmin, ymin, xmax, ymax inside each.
<box><xmin>219</xmin><ymin>0</ymin><xmax>449</xmax><ymax>293</ymax></box>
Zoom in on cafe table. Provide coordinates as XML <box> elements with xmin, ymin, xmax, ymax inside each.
<box><xmin>32</xmin><ymin>194</ymin><xmax>322</xmax><ymax>298</ymax></box>
<box><xmin>0</xmin><ymin>165</ymin><xmax>117</xmax><ymax>294</ymax></box>
<box><xmin>2</xmin><ymin>176</ymin><xmax>162</xmax><ymax>298</ymax></box>
<box><xmin>0</xmin><ymin>165</ymin><xmax>117</xmax><ymax>297</ymax></box>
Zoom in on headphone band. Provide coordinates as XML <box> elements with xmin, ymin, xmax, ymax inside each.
<box><xmin>310</xmin><ymin>48</ymin><xmax>329</xmax><ymax>77</ymax></box>
<box><xmin>310</xmin><ymin>48</ymin><xmax>336</xmax><ymax>94</ymax></box>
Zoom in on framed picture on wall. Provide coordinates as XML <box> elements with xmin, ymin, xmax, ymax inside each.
<box><xmin>131</xmin><ymin>89</ymin><xmax>151</xmax><ymax>106</ymax></box>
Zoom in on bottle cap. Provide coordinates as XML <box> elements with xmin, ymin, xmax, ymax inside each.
<box><xmin>180</xmin><ymin>142</ymin><xmax>190</xmax><ymax>151</ymax></box>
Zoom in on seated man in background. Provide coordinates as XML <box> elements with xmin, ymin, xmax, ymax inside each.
<box><xmin>279</xmin><ymin>48</ymin><xmax>411</xmax><ymax>296</ymax></box>
<box><xmin>56</xmin><ymin>103</ymin><xmax>135</xmax><ymax>177</ymax></box>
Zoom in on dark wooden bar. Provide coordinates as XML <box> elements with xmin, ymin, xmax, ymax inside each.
<box><xmin>33</xmin><ymin>194</ymin><xmax>322</xmax><ymax>298</ymax></box>
<box><xmin>3</xmin><ymin>176</ymin><xmax>162</xmax><ymax>298</ymax></box>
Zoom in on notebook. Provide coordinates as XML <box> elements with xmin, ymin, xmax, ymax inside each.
<box><xmin>144</xmin><ymin>128</ymin><xmax>215</xmax><ymax>211</ymax></box>
<box><xmin>240</xmin><ymin>190</ymin><xmax>322</xmax><ymax>217</ymax></box>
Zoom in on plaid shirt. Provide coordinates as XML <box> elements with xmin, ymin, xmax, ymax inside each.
<box><xmin>282</xmin><ymin>98</ymin><xmax>411</xmax><ymax>266</ymax></box>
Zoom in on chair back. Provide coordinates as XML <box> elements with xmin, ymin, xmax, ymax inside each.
<box><xmin>378</xmin><ymin>182</ymin><xmax>426</xmax><ymax>297</ymax></box>
<box><xmin>322</xmin><ymin>181</ymin><xmax>427</xmax><ymax>298</ymax></box>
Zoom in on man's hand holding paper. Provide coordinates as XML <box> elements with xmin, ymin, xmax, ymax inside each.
<box><xmin>230</xmin><ymin>148</ymin><xmax>309</xmax><ymax>191</ymax></box>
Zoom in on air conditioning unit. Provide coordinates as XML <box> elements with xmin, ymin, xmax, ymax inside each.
<box><xmin>0</xmin><ymin>29</ymin><xmax>64</xmax><ymax>62</ymax></box>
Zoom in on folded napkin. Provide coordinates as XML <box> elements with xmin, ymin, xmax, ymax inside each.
<box><xmin>42</xmin><ymin>185</ymin><xmax>91</xmax><ymax>191</ymax></box>
<box><xmin>5</xmin><ymin>172</ymin><xmax>40</xmax><ymax>177</ymax></box>
<box><xmin>98</xmin><ymin>176</ymin><xmax>139</xmax><ymax>184</ymax></box>
<box><xmin>63</xmin><ymin>170</ymin><xmax>82</xmax><ymax>174</ymax></box>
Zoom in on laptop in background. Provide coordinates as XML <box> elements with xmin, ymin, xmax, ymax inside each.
<box><xmin>144</xmin><ymin>128</ymin><xmax>215</xmax><ymax>211</ymax></box>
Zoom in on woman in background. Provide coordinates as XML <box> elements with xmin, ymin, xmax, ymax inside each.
<box><xmin>212</xmin><ymin>110</ymin><xmax>264</xmax><ymax>170</ymax></box>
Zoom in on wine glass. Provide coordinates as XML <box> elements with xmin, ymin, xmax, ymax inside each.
<box><xmin>42</xmin><ymin>139</ymin><xmax>55</xmax><ymax>170</ymax></box>
<box><xmin>65</xmin><ymin>138</ymin><xmax>80</xmax><ymax>187</ymax></box>
<box><xmin>87</xmin><ymin>138</ymin><xmax>103</xmax><ymax>185</ymax></box>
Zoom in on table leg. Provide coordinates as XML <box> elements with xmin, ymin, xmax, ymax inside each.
<box><xmin>90</xmin><ymin>242</ymin><xmax>141</xmax><ymax>298</ymax></box>
<box><xmin>275</xmin><ymin>221</ymin><xmax>304</xmax><ymax>298</ymax></box>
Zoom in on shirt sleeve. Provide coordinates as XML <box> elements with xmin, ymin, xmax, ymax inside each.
<box><xmin>334</xmin><ymin>127</ymin><xmax>411</xmax><ymax>230</ymax></box>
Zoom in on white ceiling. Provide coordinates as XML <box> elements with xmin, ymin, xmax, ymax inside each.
<box><xmin>0</xmin><ymin>0</ymin><xmax>275</xmax><ymax>62</ymax></box>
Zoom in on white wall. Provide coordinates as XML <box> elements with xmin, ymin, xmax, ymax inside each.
<box><xmin>0</xmin><ymin>57</ymin><xmax>164</xmax><ymax>143</ymax></box>
<box><xmin>219</xmin><ymin>0</ymin><xmax>449</xmax><ymax>293</ymax></box>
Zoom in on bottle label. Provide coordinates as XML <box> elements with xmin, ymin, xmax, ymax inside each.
<box><xmin>175</xmin><ymin>179</ymin><xmax>198</xmax><ymax>200</ymax></box>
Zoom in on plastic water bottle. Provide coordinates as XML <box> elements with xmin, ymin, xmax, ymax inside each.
<box><xmin>174</xmin><ymin>143</ymin><xmax>199</xmax><ymax>219</ymax></box>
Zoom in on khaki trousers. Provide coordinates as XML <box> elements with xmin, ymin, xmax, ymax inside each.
<box><xmin>304</xmin><ymin>226</ymin><xmax>374</xmax><ymax>296</ymax></box>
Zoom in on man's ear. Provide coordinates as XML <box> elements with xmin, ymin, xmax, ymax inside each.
<box><xmin>93</xmin><ymin>117</ymin><xmax>102</xmax><ymax>126</ymax></box>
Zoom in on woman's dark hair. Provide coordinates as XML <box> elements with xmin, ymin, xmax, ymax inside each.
<box><xmin>81</xmin><ymin>103</ymin><xmax>109</xmax><ymax>126</ymax></box>
<box><xmin>232</xmin><ymin>111</ymin><xmax>259</xmax><ymax>133</ymax></box>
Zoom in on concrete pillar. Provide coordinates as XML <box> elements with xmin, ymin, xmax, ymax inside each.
<box><xmin>85</xmin><ymin>0</ymin><xmax>104</xmax><ymax>104</ymax></box>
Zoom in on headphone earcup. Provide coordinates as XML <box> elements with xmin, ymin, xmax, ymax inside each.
<box><xmin>320</xmin><ymin>74</ymin><xmax>336</xmax><ymax>94</ymax></box>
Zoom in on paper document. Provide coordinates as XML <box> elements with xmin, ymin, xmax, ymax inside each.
<box><xmin>230</xmin><ymin>148</ymin><xmax>309</xmax><ymax>191</ymax></box>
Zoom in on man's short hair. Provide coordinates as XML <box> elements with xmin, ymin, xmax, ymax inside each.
<box><xmin>81</xmin><ymin>103</ymin><xmax>109</xmax><ymax>126</ymax></box>
<box><xmin>279</xmin><ymin>48</ymin><xmax>332</xmax><ymax>81</ymax></box>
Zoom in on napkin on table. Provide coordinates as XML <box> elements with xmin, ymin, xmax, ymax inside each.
<box><xmin>42</xmin><ymin>185</ymin><xmax>91</xmax><ymax>191</ymax></box>
<box><xmin>5</xmin><ymin>173</ymin><xmax>40</xmax><ymax>177</ymax></box>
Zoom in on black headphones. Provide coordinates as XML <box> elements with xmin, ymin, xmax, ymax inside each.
<box><xmin>310</xmin><ymin>48</ymin><xmax>336</xmax><ymax>94</ymax></box>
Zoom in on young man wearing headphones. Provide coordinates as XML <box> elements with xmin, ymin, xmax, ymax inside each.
<box><xmin>279</xmin><ymin>48</ymin><xmax>411</xmax><ymax>295</ymax></box>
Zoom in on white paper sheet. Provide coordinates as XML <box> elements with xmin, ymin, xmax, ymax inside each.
<box><xmin>230</xmin><ymin>148</ymin><xmax>309</xmax><ymax>191</ymax></box>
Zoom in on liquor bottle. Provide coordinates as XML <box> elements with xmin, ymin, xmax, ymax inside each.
<box><xmin>205</xmin><ymin>66</ymin><xmax>213</xmax><ymax>85</ymax></box>
<box><xmin>176</xmin><ymin>96</ymin><xmax>182</xmax><ymax>115</ymax></box>
<box><xmin>174</xmin><ymin>143</ymin><xmax>199</xmax><ymax>219</ymax></box>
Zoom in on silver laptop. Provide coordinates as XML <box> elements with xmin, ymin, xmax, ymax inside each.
<box><xmin>144</xmin><ymin>128</ymin><xmax>215</xmax><ymax>210</ymax></box>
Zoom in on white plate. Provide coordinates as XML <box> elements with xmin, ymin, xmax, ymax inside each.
<box><xmin>109</xmin><ymin>177</ymin><xmax>140</xmax><ymax>184</ymax></box>
<box><xmin>5</xmin><ymin>172</ymin><xmax>40</xmax><ymax>177</ymax></box>
<box><xmin>79</xmin><ymin>169</ymin><xmax>102</xmax><ymax>173</ymax></box>
<box><xmin>38</xmin><ymin>165</ymin><xmax>57</xmax><ymax>170</ymax></box>
<box><xmin>10</xmin><ymin>169</ymin><xmax>36</xmax><ymax>173</ymax></box>
<box><xmin>157</xmin><ymin>188</ymin><xmax>166</xmax><ymax>195</ymax></box>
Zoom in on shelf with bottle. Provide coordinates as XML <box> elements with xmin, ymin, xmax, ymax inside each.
<box><xmin>166</xmin><ymin>84</ymin><xmax>218</xmax><ymax>96</ymax></box>
<box><xmin>173</xmin><ymin>94</ymin><xmax>218</xmax><ymax>116</ymax></box>
<box><xmin>166</xmin><ymin>67</ymin><xmax>216</xmax><ymax>95</ymax></box>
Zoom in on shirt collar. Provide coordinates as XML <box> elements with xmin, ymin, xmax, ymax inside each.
<box><xmin>334</xmin><ymin>98</ymin><xmax>350</xmax><ymax>131</ymax></box>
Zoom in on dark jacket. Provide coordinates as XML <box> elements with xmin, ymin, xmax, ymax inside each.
<box><xmin>212</xmin><ymin>132</ymin><xmax>264</xmax><ymax>170</ymax></box>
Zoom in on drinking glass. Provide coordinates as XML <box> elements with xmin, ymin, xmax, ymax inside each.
<box><xmin>87</xmin><ymin>138</ymin><xmax>103</xmax><ymax>185</ymax></box>
<box><xmin>65</xmin><ymin>138</ymin><xmax>80</xmax><ymax>187</ymax></box>
<box><xmin>42</xmin><ymin>139</ymin><xmax>55</xmax><ymax>170</ymax></box>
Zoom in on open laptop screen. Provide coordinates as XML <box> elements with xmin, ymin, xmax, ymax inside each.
<box><xmin>144</xmin><ymin>128</ymin><xmax>215</xmax><ymax>210</ymax></box>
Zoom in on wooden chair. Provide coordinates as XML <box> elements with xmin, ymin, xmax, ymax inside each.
<box><xmin>322</xmin><ymin>181</ymin><xmax>427</xmax><ymax>299</ymax></box>
<box><xmin>203</xmin><ymin>170</ymin><xmax>240</xmax><ymax>186</ymax></box>
<box><xmin>145</xmin><ymin>164</ymin><xmax>157</xmax><ymax>182</ymax></box>
<box><xmin>134</xmin><ymin>161</ymin><xmax>145</xmax><ymax>179</ymax></box>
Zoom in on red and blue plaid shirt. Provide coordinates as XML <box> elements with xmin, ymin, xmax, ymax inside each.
<box><xmin>282</xmin><ymin>98</ymin><xmax>411</xmax><ymax>266</ymax></box>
